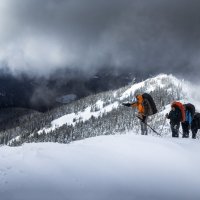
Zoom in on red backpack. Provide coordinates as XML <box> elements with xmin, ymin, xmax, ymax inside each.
<box><xmin>172</xmin><ymin>101</ymin><xmax>185</xmax><ymax>122</ymax></box>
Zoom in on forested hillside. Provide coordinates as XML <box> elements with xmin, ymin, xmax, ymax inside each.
<box><xmin>0</xmin><ymin>74</ymin><xmax>194</xmax><ymax>146</ymax></box>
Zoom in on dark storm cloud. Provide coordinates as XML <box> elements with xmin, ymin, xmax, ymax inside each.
<box><xmin>0</xmin><ymin>0</ymin><xmax>200</xmax><ymax>78</ymax></box>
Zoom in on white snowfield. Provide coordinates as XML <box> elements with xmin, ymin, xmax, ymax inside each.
<box><xmin>1</xmin><ymin>133</ymin><xmax>200</xmax><ymax>200</ymax></box>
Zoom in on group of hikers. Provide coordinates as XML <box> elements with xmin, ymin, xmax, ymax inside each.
<box><xmin>122</xmin><ymin>93</ymin><xmax>200</xmax><ymax>139</ymax></box>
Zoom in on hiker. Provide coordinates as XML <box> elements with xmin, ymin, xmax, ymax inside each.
<box><xmin>191</xmin><ymin>112</ymin><xmax>200</xmax><ymax>139</ymax></box>
<box><xmin>181</xmin><ymin>103</ymin><xmax>195</xmax><ymax>138</ymax></box>
<box><xmin>122</xmin><ymin>93</ymin><xmax>157</xmax><ymax>135</ymax></box>
<box><xmin>166</xmin><ymin>102</ymin><xmax>185</xmax><ymax>137</ymax></box>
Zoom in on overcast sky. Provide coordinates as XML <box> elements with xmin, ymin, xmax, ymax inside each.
<box><xmin>0</xmin><ymin>0</ymin><xmax>200</xmax><ymax>78</ymax></box>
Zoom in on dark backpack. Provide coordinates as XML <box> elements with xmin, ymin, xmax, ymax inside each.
<box><xmin>142</xmin><ymin>93</ymin><xmax>157</xmax><ymax>116</ymax></box>
<box><xmin>184</xmin><ymin>103</ymin><xmax>195</xmax><ymax>118</ymax></box>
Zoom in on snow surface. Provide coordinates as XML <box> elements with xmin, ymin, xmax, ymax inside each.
<box><xmin>38</xmin><ymin>101</ymin><xmax>119</xmax><ymax>134</ymax></box>
<box><xmin>1</xmin><ymin>133</ymin><xmax>200</xmax><ymax>200</ymax></box>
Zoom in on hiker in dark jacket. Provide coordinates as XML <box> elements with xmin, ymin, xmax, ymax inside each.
<box><xmin>166</xmin><ymin>104</ymin><xmax>182</xmax><ymax>137</ymax></box>
<box><xmin>191</xmin><ymin>113</ymin><xmax>200</xmax><ymax>139</ymax></box>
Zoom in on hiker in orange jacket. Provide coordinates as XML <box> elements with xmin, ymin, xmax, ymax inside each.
<box><xmin>123</xmin><ymin>94</ymin><xmax>149</xmax><ymax>135</ymax></box>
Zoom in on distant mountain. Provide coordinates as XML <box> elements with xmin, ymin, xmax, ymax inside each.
<box><xmin>1</xmin><ymin>74</ymin><xmax>199</xmax><ymax>146</ymax></box>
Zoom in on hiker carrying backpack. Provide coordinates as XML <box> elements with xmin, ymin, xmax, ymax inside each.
<box><xmin>122</xmin><ymin>93</ymin><xmax>157</xmax><ymax>135</ymax></box>
<box><xmin>166</xmin><ymin>101</ymin><xmax>184</xmax><ymax>137</ymax></box>
<box><xmin>191</xmin><ymin>112</ymin><xmax>200</xmax><ymax>139</ymax></box>
<box><xmin>181</xmin><ymin>103</ymin><xmax>195</xmax><ymax>138</ymax></box>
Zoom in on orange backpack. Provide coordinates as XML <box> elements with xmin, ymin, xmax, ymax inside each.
<box><xmin>172</xmin><ymin>101</ymin><xmax>185</xmax><ymax>122</ymax></box>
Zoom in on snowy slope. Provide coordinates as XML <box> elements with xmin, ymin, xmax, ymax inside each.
<box><xmin>1</xmin><ymin>133</ymin><xmax>200</xmax><ymax>200</ymax></box>
<box><xmin>38</xmin><ymin>101</ymin><xmax>119</xmax><ymax>134</ymax></box>
<box><xmin>119</xmin><ymin>74</ymin><xmax>181</xmax><ymax>99</ymax></box>
<box><xmin>37</xmin><ymin>74</ymin><xmax>200</xmax><ymax>136</ymax></box>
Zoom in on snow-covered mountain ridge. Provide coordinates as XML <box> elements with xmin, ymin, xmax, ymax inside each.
<box><xmin>37</xmin><ymin>74</ymin><xmax>198</xmax><ymax>135</ymax></box>
<box><xmin>38</xmin><ymin>74</ymin><xmax>181</xmax><ymax>132</ymax></box>
<box><xmin>1</xmin><ymin>74</ymin><xmax>200</xmax><ymax>146</ymax></box>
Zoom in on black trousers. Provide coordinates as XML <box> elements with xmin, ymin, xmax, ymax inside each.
<box><xmin>181</xmin><ymin>121</ymin><xmax>190</xmax><ymax>138</ymax></box>
<box><xmin>170</xmin><ymin>123</ymin><xmax>180</xmax><ymax>137</ymax></box>
<box><xmin>192</xmin><ymin>128</ymin><xmax>198</xmax><ymax>139</ymax></box>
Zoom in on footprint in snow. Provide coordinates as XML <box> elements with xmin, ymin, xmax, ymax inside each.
<box><xmin>6</xmin><ymin>166</ymin><xmax>12</xmax><ymax>170</ymax></box>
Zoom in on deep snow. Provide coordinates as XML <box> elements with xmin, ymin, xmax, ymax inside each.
<box><xmin>1</xmin><ymin>133</ymin><xmax>200</xmax><ymax>200</ymax></box>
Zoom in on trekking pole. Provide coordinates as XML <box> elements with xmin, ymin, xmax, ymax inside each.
<box><xmin>178</xmin><ymin>129</ymin><xmax>183</xmax><ymax>136</ymax></box>
<box><xmin>137</xmin><ymin>116</ymin><xmax>161</xmax><ymax>136</ymax></box>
